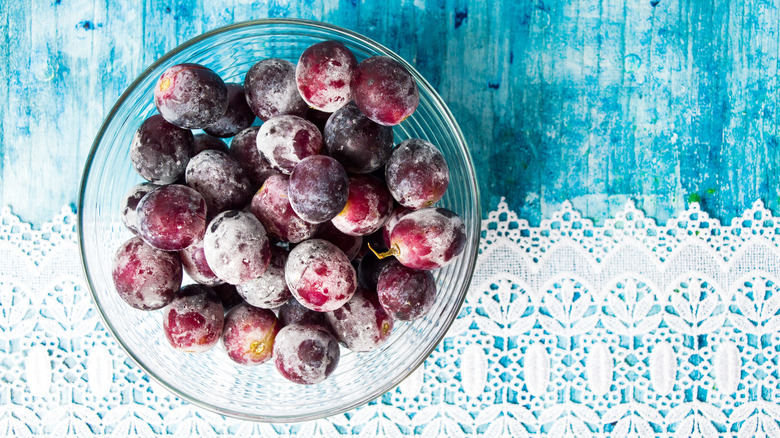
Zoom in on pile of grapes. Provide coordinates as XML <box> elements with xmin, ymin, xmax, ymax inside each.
<box><xmin>112</xmin><ymin>41</ymin><xmax>466</xmax><ymax>385</ymax></box>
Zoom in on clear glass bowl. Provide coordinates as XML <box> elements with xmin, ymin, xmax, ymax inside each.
<box><xmin>78</xmin><ymin>18</ymin><xmax>480</xmax><ymax>422</ymax></box>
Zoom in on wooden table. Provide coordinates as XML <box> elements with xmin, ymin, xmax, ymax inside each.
<box><xmin>3</xmin><ymin>0</ymin><xmax>777</xmax><ymax>226</ymax></box>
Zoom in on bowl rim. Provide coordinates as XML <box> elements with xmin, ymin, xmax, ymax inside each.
<box><xmin>78</xmin><ymin>17</ymin><xmax>481</xmax><ymax>423</ymax></box>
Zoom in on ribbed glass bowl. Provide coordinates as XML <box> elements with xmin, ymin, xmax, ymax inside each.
<box><xmin>79</xmin><ymin>18</ymin><xmax>480</xmax><ymax>422</ymax></box>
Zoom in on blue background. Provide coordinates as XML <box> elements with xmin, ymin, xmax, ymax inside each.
<box><xmin>2</xmin><ymin>0</ymin><xmax>778</xmax><ymax>226</ymax></box>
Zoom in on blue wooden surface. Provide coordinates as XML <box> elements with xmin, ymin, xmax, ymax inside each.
<box><xmin>2</xmin><ymin>0</ymin><xmax>779</xmax><ymax>226</ymax></box>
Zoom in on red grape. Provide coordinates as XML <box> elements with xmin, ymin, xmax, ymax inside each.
<box><xmin>385</xmin><ymin>139</ymin><xmax>449</xmax><ymax>209</ymax></box>
<box><xmin>382</xmin><ymin>205</ymin><xmax>411</xmax><ymax>247</ymax></box>
<box><xmin>236</xmin><ymin>247</ymin><xmax>291</xmax><ymax>309</ymax></box>
<box><xmin>285</xmin><ymin>239</ymin><xmax>356</xmax><ymax>312</ymax></box>
<box><xmin>350</xmin><ymin>56</ymin><xmax>419</xmax><ymax>126</ymax></box>
<box><xmin>273</xmin><ymin>324</ymin><xmax>340</xmax><ymax>385</ymax></box>
<box><xmin>288</xmin><ymin>156</ymin><xmax>348</xmax><ymax>224</ymax></box>
<box><xmin>296</xmin><ymin>40</ymin><xmax>357</xmax><ymax>112</ymax></box>
<box><xmin>326</xmin><ymin>288</ymin><xmax>393</xmax><ymax>352</ymax></box>
<box><xmin>373</xmin><ymin>207</ymin><xmax>466</xmax><ymax>270</ymax></box>
<box><xmin>315</xmin><ymin>222</ymin><xmax>362</xmax><ymax>260</ymax></box>
<box><xmin>331</xmin><ymin>175</ymin><xmax>394</xmax><ymax>236</ymax></box>
<box><xmin>163</xmin><ymin>284</ymin><xmax>224</xmax><ymax>352</ymax></box>
<box><xmin>130</xmin><ymin>115</ymin><xmax>194</xmax><ymax>184</ymax></box>
<box><xmin>203</xmin><ymin>210</ymin><xmax>271</xmax><ymax>285</ymax></box>
<box><xmin>323</xmin><ymin>102</ymin><xmax>393</xmax><ymax>173</ymax></box>
<box><xmin>178</xmin><ymin>237</ymin><xmax>223</xmax><ymax>287</ymax></box>
<box><xmin>222</xmin><ymin>303</ymin><xmax>280</xmax><ymax>365</ymax></box>
<box><xmin>120</xmin><ymin>183</ymin><xmax>158</xmax><ymax>235</ymax></box>
<box><xmin>256</xmin><ymin>115</ymin><xmax>322</xmax><ymax>174</ymax></box>
<box><xmin>377</xmin><ymin>260</ymin><xmax>436</xmax><ymax>320</ymax></box>
<box><xmin>244</xmin><ymin>58</ymin><xmax>307</xmax><ymax>121</ymax></box>
<box><xmin>250</xmin><ymin>173</ymin><xmax>321</xmax><ymax>243</ymax></box>
<box><xmin>185</xmin><ymin>150</ymin><xmax>253</xmax><ymax>214</ymax></box>
<box><xmin>136</xmin><ymin>184</ymin><xmax>207</xmax><ymax>251</ymax></box>
<box><xmin>112</xmin><ymin>236</ymin><xmax>182</xmax><ymax>310</ymax></box>
<box><xmin>154</xmin><ymin>63</ymin><xmax>228</xmax><ymax>129</ymax></box>
<box><xmin>229</xmin><ymin>127</ymin><xmax>278</xmax><ymax>190</ymax></box>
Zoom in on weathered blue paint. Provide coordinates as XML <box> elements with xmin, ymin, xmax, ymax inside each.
<box><xmin>2</xmin><ymin>0</ymin><xmax>779</xmax><ymax>226</ymax></box>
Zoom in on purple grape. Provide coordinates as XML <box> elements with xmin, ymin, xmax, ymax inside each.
<box><xmin>350</xmin><ymin>56</ymin><xmax>419</xmax><ymax>126</ymax></box>
<box><xmin>154</xmin><ymin>63</ymin><xmax>228</xmax><ymax>129</ymax></box>
<box><xmin>374</xmin><ymin>207</ymin><xmax>466</xmax><ymax>270</ymax></box>
<box><xmin>331</xmin><ymin>175</ymin><xmax>394</xmax><ymax>236</ymax></box>
<box><xmin>222</xmin><ymin>303</ymin><xmax>280</xmax><ymax>365</ymax></box>
<box><xmin>120</xmin><ymin>183</ymin><xmax>159</xmax><ymax>235</ymax></box>
<box><xmin>305</xmin><ymin>108</ymin><xmax>331</xmax><ymax>133</ymax></box>
<box><xmin>178</xmin><ymin>237</ymin><xmax>223</xmax><ymax>287</ymax></box>
<box><xmin>204</xmin><ymin>83</ymin><xmax>255</xmax><ymax>138</ymax></box>
<box><xmin>385</xmin><ymin>139</ymin><xmax>449</xmax><ymax>209</ymax></box>
<box><xmin>278</xmin><ymin>296</ymin><xmax>331</xmax><ymax>328</ymax></box>
<box><xmin>323</xmin><ymin>102</ymin><xmax>393</xmax><ymax>174</ymax></box>
<box><xmin>285</xmin><ymin>239</ymin><xmax>357</xmax><ymax>312</ymax></box>
<box><xmin>288</xmin><ymin>156</ymin><xmax>348</xmax><ymax>224</ymax></box>
<box><xmin>213</xmin><ymin>283</ymin><xmax>244</xmax><ymax>311</ymax></box>
<box><xmin>236</xmin><ymin>247</ymin><xmax>292</xmax><ymax>309</ymax></box>
<box><xmin>185</xmin><ymin>150</ymin><xmax>253</xmax><ymax>214</ymax></box>
<box><xmin>193</xmin><ymin>133</ymin><xmax>229</xmax><ymax>155</ymax></box>
<box><xmin>229</xmin><ymin>127</ymin><xmax>278</xmax><ymax>190</ymax></box>
<box><xmin>244</xmin><ymin>58</ymin><xmax>307</xmax><ymax>121</ymax></box>
<box><xmin>203</xmin><ymin>210</ymin><xmax>271</xmax><ymax>285</ymax></box>
<box><xmin>296</xmin><ymin>40</ymin><xmax>357</xmax><ymax>112</ymax></box>
<box><xmin>112</xmin><ymin>236</ymin><xmax>182</xmax><ymax>310</ymax></box>
<box><xmin>256</xmin><ymin>115</ymin><xmax>323</xmax><ymax>174</ymax></box>
<box><xmin>326</xmin><ymin>288</ymin><xmax>393</xmax><ymax>352</ymax></box>
<box><xmin>130</xmin><ymin>115</ymin><xmax>195</xmax><ymax>184</ymax></box>
<box><xmin>273</xmin><ymin>324</ymin><xmax>340</xmax><ymax>385</ymax></box>
<box><xmin>377</xmin><ymin>260</ymin><xmax>436</xmax><ymax>320</ymax></box>
<box><xmin>383</xmin><ymin>205</ymin><xmax>411</xmax><ymax>247</ymax></box>
<box><xmin>316</xmin><ymin>222</ymin><xmax>362</xmax><ymax>260</ymax></box>
<box><xmin>136</xmin><ymin>184</ymin><xmax>207</xmax><ymax>251</ymax></box>
<box><xmin>357</xmin><ymin>253</ymin><xmax>395</xmax><ymax>291</ymax></box>
<box><xmin>250</xmin><ymin>173</ymin><xmax>320</xmax><ymax>243</ymax></box>
<box><xmin>163</xmin><ymin>284</ymin><xmax>224</xmax><ymax>352</ymax></box>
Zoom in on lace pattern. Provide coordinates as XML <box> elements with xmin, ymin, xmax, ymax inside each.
<box><xmin>2</xmin><ymin>201</ymin><xmax>780</xmax><ymax>436</ymax></box>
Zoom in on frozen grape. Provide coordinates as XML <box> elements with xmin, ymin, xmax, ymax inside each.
<box><xmin>112</xmin><ymin>237</ymin><xmax>182</xmax><ymax>310</ymax></box>
<box><xmin>136</xmin><ymin>184</ymin><xmax>207</xmax><ymax>251</ymax></box>
<box><xmin>130</xmin><ymin>114</ymin><xmax>195</xmax><ymax>184</ymax></box>
<box><xmin>193</xmin><ymin>133</ymin><xmax>229</xmax><ymax>155</ymax></box>
<box><xmin>350</xmin><ymin>56</ymin><xmax>419</xmax><ymax>126</ymax></box>
<box><xmin>185</xmin><ymin>150</ymin><xmax>253</xmax><ymax>214</ymax></box>
<box><xmin>285</xmin><ymin>239</ymin><xmax>357</xmax><ymax>312</ymax></box>
<box><xmin>203</xmin><ymin>210</ymin><xmax>271</xmax><ymax>285</ymax></box>
<box><xmin>222</xmin><ymin>303</ymin><xmax>280</xmax><ymax>365</ymax></box>
<box><xmin>382</xmin><ymin>205</ymin><xmax>411</xmax><ymax>247</ymax></box>
<box><xmin>250</xmin><ymin>173</ymin><xmax>320</xmax><ymax>243</ymax></box>
<box><xmin>229</xmin><ymin>127</ymin><xmax>278</xmax><ymax>190</ymax></box>
<box><xmin>154</xmin><ymin>63</ymin><xmax>228</xmax><ymax>129</ymax></box>
<box><xmin>288</xmin><ymin>156</ymin><xmax>348</xmax><ymax>224</ymax></box>
<box><xmin>273</xmin><ymin>324</ymin><xmax>340</xmax><ymax>385</ymax></box>
<box><xmin>316</xmin><ymin>222</ymin><xmax>362</xmax><ymax>260</ymax></box>
<box><xmin>236</xmin><ymin>247</ymin><xmax>291</xmax><ymax>309</ymax></box>
<box><xmin>385</xmin><ymin>139</ymin><xmax>449</xmax><ymax>209</ymax></box>
<box><xmin>323</xmin><ymin>102</ymin><xmax>393</xmax><ymax>174</ymax></box>
<box><xmin>296</xmin><ymin>40</ymin><xmax>357</xmax><ymax>112</ymax></box>
<box><xmin>326</xmin><ymin>288</ymin><xmax>392</xmax><ymax>352</ymax></box>
<box><xmin>278</xmin><ymin>296</ymin><xmax>331</xmax><ymax>329</ymax></box>
<box><xmin>377</xmin><ymin>260</ymin><xmax>436</xmax><ymax>320</ymax></box>
<box><xmin>305</xmin><ymin>108</ymin><xmax>331</xmax><ymax>133</ymax></box>
<box><xmin>204</xmin><ymin>83</ymin><xmax>255</xmax><ymax>138</ymax></box>
<box><xmin>244</xmin><ymin>58</ymin><xmax>307</xmax><ymax>121</ymax></box>
<box><xmin>120</xmin><ymin>183</ymin><xmax>158</xmax><ymax>235</ymax></box>
<box><xmin>213</xmin><ymin>283</ymin><xmax>244</xmax><ymax>311</ymax></box>
<box><xmin>163</xmin><ymin>284</ymin><xmax>224</xmax><ymax>352</ymax></box>
<box><xmin>178</xmin><ymin>237</ymin><xmax>223</xmax><ymax>287</ymax></box>
<box><xmin>331</xmin><ymin>175</ymin><xmax>394</xmax><ymax>236</ymax></box>
<box><xmin>256</xmin><ymin>115</ymin><xmax>322</xmax><ymax>174</ymax></box>
<box><xmin>372</xmin><ymin>207</ymin><xmax>466</xmax><ymax>270</ymax></box>
<box><xmin>357</xmin><ymin>253</ymin><xmax>395</xmax><ymax>291</ymax></box>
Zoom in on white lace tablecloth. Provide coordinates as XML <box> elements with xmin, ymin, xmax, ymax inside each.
<box><xmin>3</xmin><ymin>200</ymin><xmax>780</xmax><ymax>437</ymax></box>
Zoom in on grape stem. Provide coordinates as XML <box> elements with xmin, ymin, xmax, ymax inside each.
<box><xmin>368</xmin><ymin>242</ymin><xmax>399</xmax><ymax>260</ymax></box>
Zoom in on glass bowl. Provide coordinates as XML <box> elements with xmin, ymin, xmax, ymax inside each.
<box><xmin>78</xmin><ymin>18</ymin><xmax>480</xmax><ymax>422</ymax></box>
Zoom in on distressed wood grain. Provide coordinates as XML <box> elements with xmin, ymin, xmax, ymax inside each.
<box><xmin>2</xmin><ymin>0</ymin><xmax>779</xmax><ymax>226</ymax></box>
